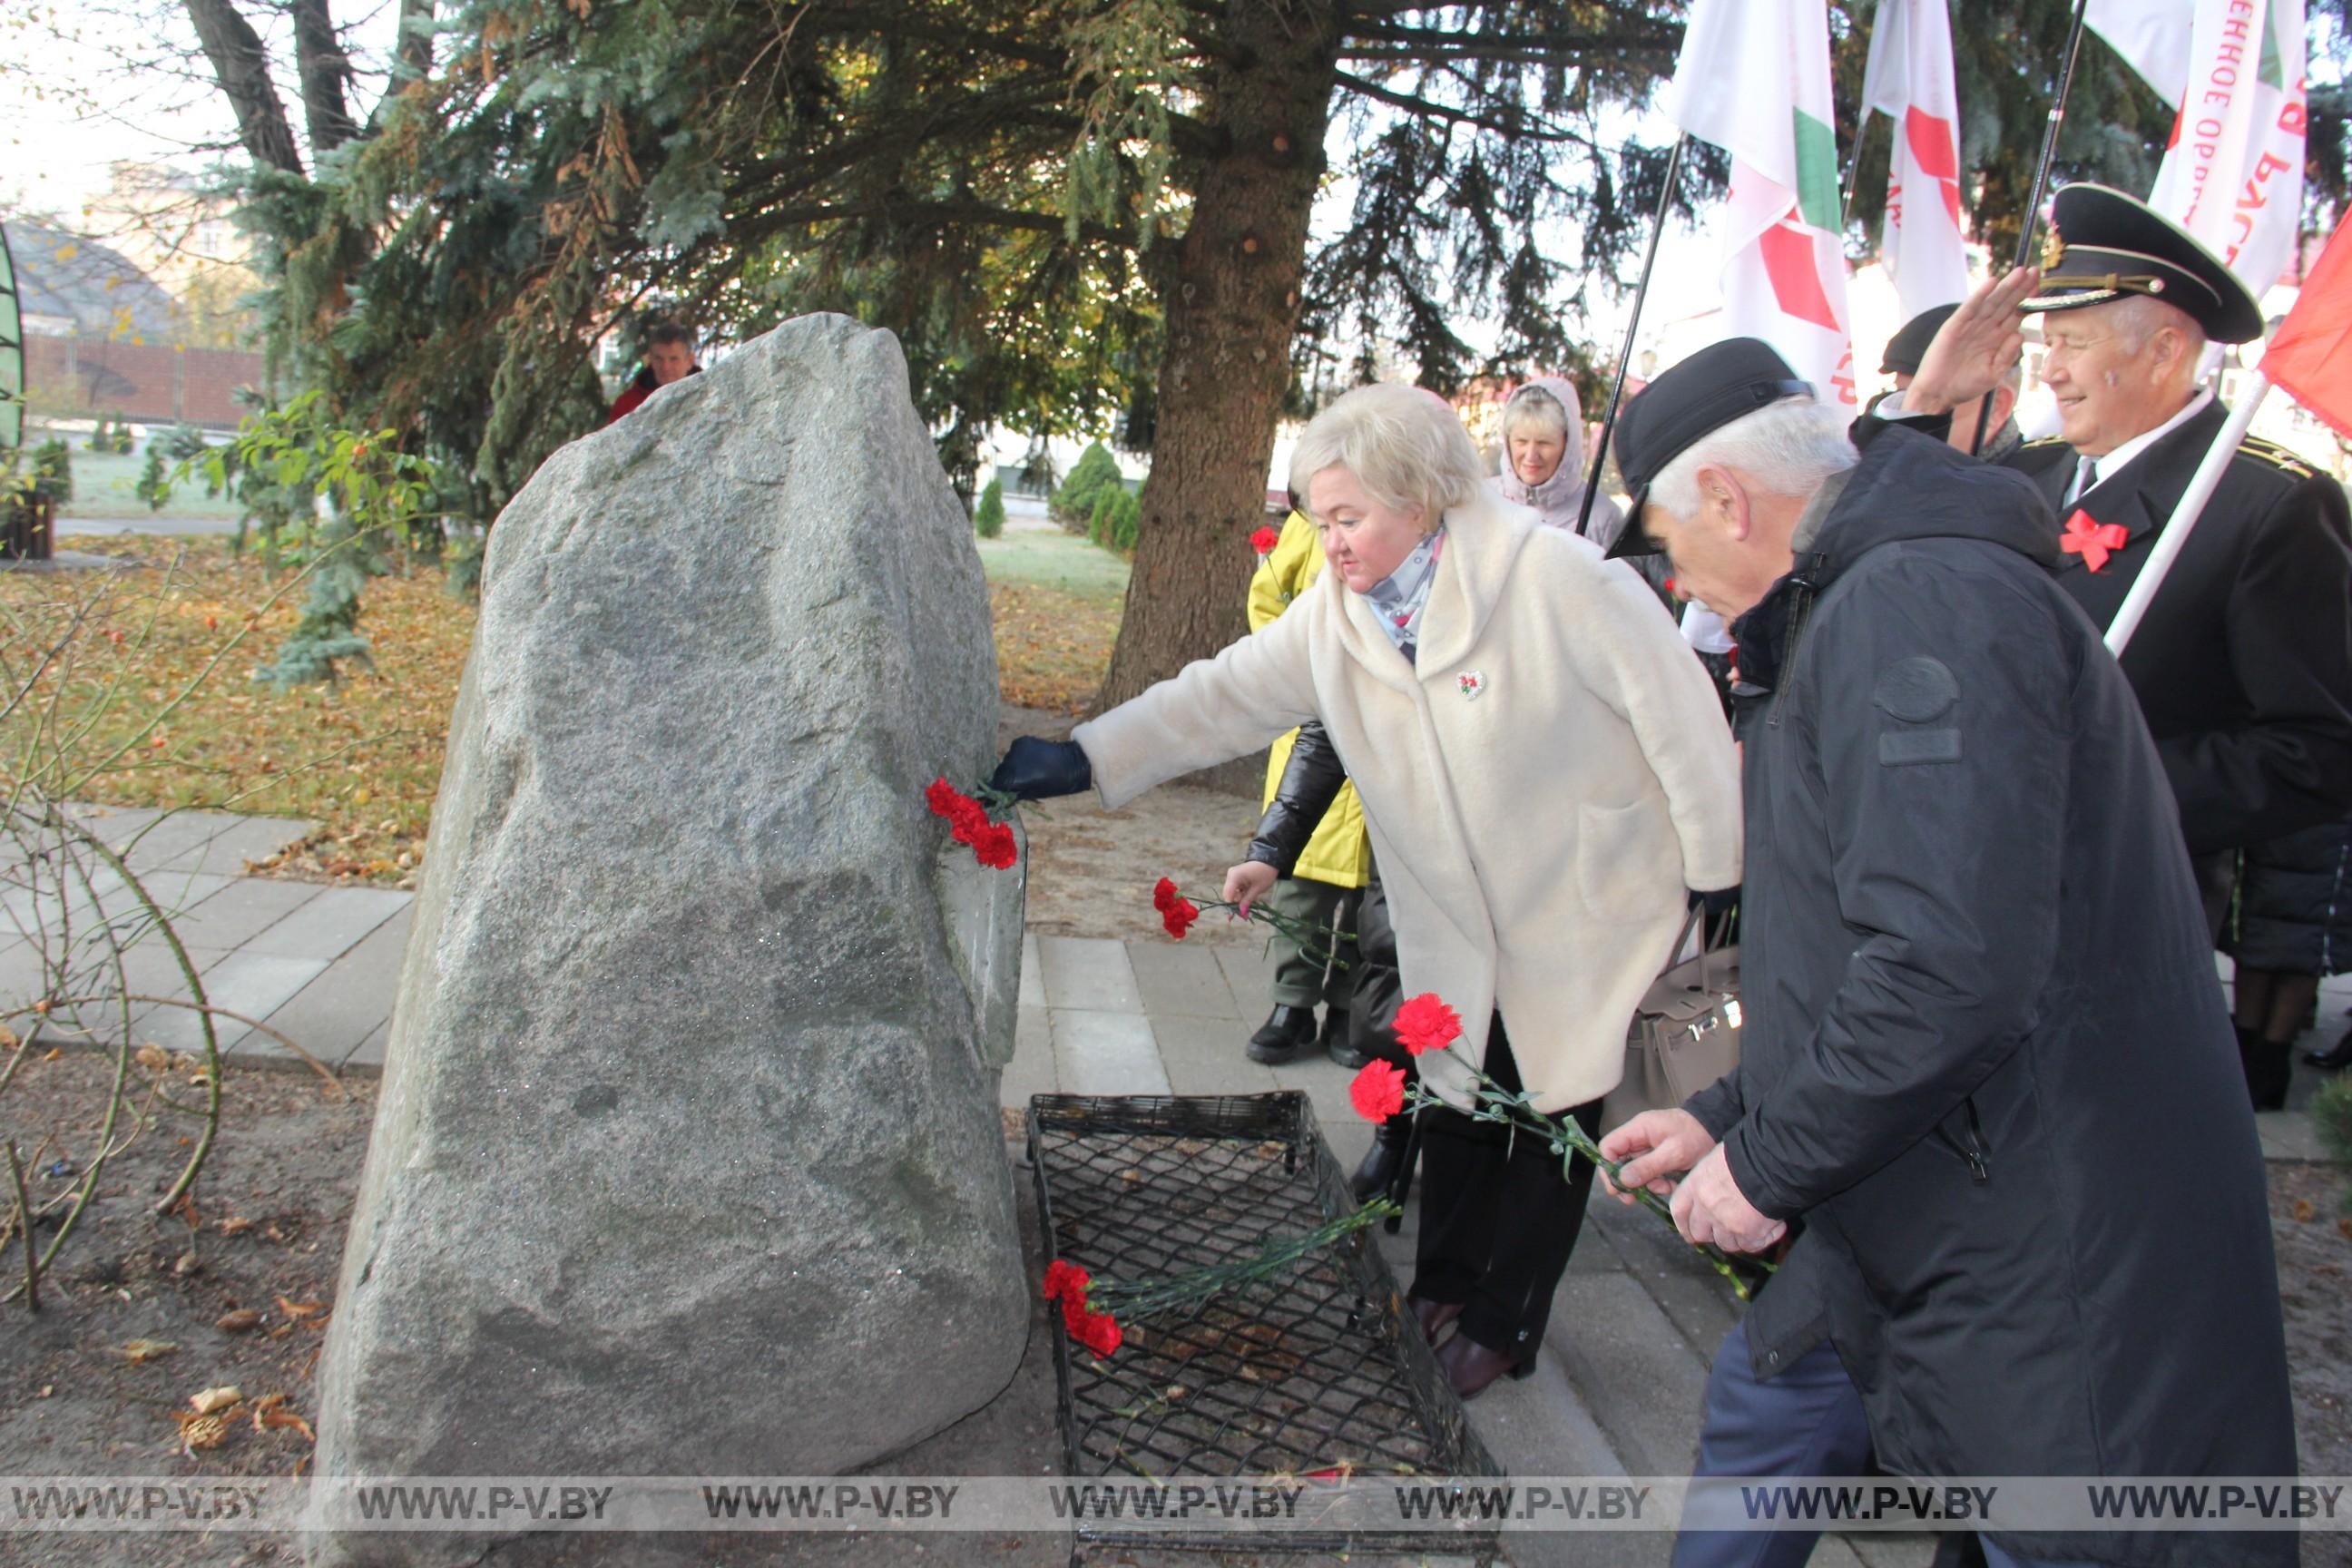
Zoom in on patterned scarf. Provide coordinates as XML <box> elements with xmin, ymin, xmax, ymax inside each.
<box><xmin>1362</xmin><ymin>528</ymin><xmax>1446</xmax><ymax>664</ymax></box>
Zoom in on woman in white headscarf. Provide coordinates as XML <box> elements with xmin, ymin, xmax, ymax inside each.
<box><xmin>1491</xmin><ymin>377</ymin><xmax>1628</xmax><ymax>553</ymax></box>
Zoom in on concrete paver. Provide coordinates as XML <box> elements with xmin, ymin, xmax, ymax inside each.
<box><xmin>157</xmin><ymin>875</ymin><xmax>325</xmax><ymax>951</ymax></box>
<box><xmin>1125</xmin><ymin>939</ymin><xmax>1243</xmax><ymax>1020</ymax></box>
<box><xmin>152</xmin><ymin>813</ymin><xmax>316</xmax><ymax>877</ymax></box>
<box><xmin>1035</xmin><ymin>935</ymin><xmax>1142</xmax><ymax>1012</ymax></box>
<box><xmin>140</xmin><ymin>950</ymin><xmax>329</xmax><ymax>1054</ymax></box>
<box><xmin>1047</xmin><ymin>1007</ymin><xmax>1169</xmax><ymax>1098</ymax></box>
<box><xmin>250</xmin><ymin>905</ymin><xmax>413</xmax><ymax>1067</ymax></box>
<box><xmin>245</xmin><ymin>885</ymin><xmax>407</xmax><ymax>961</ymax></box>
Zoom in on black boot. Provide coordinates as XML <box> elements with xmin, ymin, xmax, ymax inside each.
<box><xmin>2304</xmin><ymin>1030</ymin><xmax>2352</xmax><ymax>1072</ymax></box>
<box><xmin>2238</xmin><ymin>1026</ymin><xmax>2292</xmax><ymax>1112</ymax></box>
<box><xmin>1247</xmin><ymin>1004</ymin><xmax>1319</xmax><ymax>1064</ymax></box>
<box><xmin>1349</xmin><ymin>1117</ymin><xmax>1412</xmax><ymax>1201</ymax></box>
<box><xmin>1321</xmin><ymin>1008</ymin><xmax>1370</xmax><ymax>1068</ymax></box>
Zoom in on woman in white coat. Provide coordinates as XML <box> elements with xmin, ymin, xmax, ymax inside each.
<box><xmin>992</xmin><ymin>383</ymin><xmax>1740</xmax><ymax>1395</ymax></box>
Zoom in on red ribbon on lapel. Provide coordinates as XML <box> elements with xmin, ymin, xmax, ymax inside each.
<box><xmin>2060</xmin><ymin>510</ymin><xmax>2129</xmax><ymax>573</ymax></box>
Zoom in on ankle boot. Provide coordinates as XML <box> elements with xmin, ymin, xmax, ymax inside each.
<box><xmin>2303</xmin><ymin>1030</ymin><xmax>2352</xmax><ymax>1073</ymax></box>
<box><xmin>1349</xmin><ymin>1118</ymin><xmax>1413</xmax><ymax>1201</ymax></box>
<box><xmin>1247</xmin><ymin>1004</ymin><xmax>1318</xmax><ymax>1064</ymax></box>
<box><xmin>2238</xmin><ymin>1026</ymin><xmax>2292</xmax><ymax>1112</ymax></box>
<box><xmin>1321</xmin><ymin>1008</ymin><xmax>1371</xmax><ymax>1068</ymax></box>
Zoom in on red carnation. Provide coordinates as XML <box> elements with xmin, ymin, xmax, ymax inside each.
<box><xmin>1250</xmin><ymin>525</ymin><xmax>1280</xmax><ymax>555</ymax></box>
<box><xmin>1393</xmin><ymin>993</ymin><xmax>1463</xmax><ymax>1056</ymax></box>
<box><xmin>1161</xmin><ymin>897</ymin><xmax>1200</xmax><ymax>940</ymax></box>
<box><xmin>1152</xmin><ymin>877</ymin><xmax>1180</xmax><ymax>912</ymax></box>
<box><xmin>925</xmin><ymin>777</ymin><xmax>967</xmax><ymax>821</ymax></box>
<box><xmin>1065</xmin><ymin>1304</ymin><xmax>1123</xmax><ymax>1358</ymax></box>
<box><xmin>1348</xmin><ymin>1060</ymin><xmax>1408</xmax><ymax>1122</ymax></box>
<box><xmin>1042</xmin><ymin>1259</ymin><xmax>1090</xmax><ymax>1304</ymax></box>
<box><xmin>973</xmin><ymin>821</ymin><xmax>1020</xmax><ymax>869</ymax></box>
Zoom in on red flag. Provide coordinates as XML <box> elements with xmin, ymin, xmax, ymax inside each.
<box><xmin>2262</xmin><ymin>214</ymin><xmax>2352</xmax><ymax>441</ymax></box>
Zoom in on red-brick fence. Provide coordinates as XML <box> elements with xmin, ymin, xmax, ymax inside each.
<box><xmin>24</xmin><ymin>334</ymin><xmax>271</xmax><ymax>429</ymax></box>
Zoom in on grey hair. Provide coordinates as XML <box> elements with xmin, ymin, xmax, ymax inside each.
<box><xmin>1648</xmin><ymin>396</ymin><xmax>1856</xmax><ymax>520</ymax></box>
<box><xmin>1500</xmin><ymin>386</ymin><xmax>1573</xmax><ymax>442</ymax></box>
<box><xmin>2109</xmin><ymin>293</ymin><xmax>2205</xmax><ymax>359</ymax></box>
<box><xmin>1290</xmin><ymin>383</ymin><xmax>1486</xmax><ymax>527</ymax></box>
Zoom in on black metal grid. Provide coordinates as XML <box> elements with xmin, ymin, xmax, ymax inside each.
<box><xmin>1026</xmin><ymin>1093</ymin><xmax>1502</xmax><ymax>1562</ymax></box>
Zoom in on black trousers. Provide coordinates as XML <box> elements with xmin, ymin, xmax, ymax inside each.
<box><xmin>1410</xmin><ymin>1016</ymin><xmax>1603</xmax><ymax>1357</ymax></box>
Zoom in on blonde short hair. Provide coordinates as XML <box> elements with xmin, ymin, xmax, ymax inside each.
<box><xmin>1289</xmin><ymin>383</ymin><xmax>1485</xmax><ymax>527</ymax></box>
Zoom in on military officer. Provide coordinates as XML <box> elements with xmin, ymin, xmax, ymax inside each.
<box><xmin>1903</xmin><ymin>183</ymin><xmax>2352</xmax><ymax>1107</ymax></box>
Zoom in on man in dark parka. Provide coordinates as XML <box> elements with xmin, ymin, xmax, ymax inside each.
<box><xmin>1601</xmin><ymin>326</ymin><xmax>2297</xmax><ymax>1568</ymax></box>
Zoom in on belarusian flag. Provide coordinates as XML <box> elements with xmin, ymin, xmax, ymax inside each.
<box><xmin>2259</xmin><ymin>211</ymin><xmax>2352</xmax><ymax>440</ymax></box>
<box><xmin>1859</xmin><ymin>0</ymin><xmax>1971</xmax><ymax>320</ymax></box>
<box><xmin>1667</xmin><ymin>0</ymin><xmax>1856</xmax><ymax>406</ymax></box>
<box><xmin>2086</xmin><ymin>0</ymin><xmax>2308</xmax><ymax>299</ymax></box>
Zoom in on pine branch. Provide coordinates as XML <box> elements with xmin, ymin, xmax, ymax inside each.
<box><xmin>1331</xmin><ymin>71</ymin><xmax>1588</xmax><ymax>143</ymax></box>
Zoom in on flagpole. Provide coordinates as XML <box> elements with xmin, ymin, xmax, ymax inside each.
<box><xmin>2105</xmin><ymin>376</ymin><xmax>2271</xmax><ymax>657</ymax></box>
<box><xmin>1967</xmin><ymin>0</ymin><xmax>2092</xmax><ymax>456</ymax></box>
<box><xmin>1577</xmin><ymin>133</ymin><xmax>1688</xmax><ymax>537</ymax></box>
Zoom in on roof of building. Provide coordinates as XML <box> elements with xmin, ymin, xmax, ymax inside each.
<box><xmin>2</xmin><ymin>219</ymin><xmax>177</xmax><ymax>338</ymax></box>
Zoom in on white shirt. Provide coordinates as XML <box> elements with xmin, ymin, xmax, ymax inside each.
<box><xmin>2067</xmin><ymin>390</ymin><xmax>2216</xmax><ymax>507</ymax></box>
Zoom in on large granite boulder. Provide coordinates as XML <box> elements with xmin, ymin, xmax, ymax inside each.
<box><xmin>309</xmin><ymin>315</ymin><xmax>1029</xmax><ymax>1563</ymax></box>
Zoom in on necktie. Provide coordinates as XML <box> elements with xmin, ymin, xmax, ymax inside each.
<box><xmin>2069</xmin><ymin>457</ymin><xmax>2099</xmax><ymax>505</ymax></box>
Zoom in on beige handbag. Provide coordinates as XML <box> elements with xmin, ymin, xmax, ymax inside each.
<box><xmin>1602</xmin><ymin>907</ymin><xmax>1741</xmax><ymax>1127</ymax></box>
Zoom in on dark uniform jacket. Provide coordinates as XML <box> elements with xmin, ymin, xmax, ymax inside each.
<box><xmin>2005</xmin><ymin>400</ymin><xmax>2352</xmax><ymax>855</ymax></box>
<box><xmin>1695</xmin><ymin>422</ymin><xmax>2296</xmax><ymax>1566</ymax></box>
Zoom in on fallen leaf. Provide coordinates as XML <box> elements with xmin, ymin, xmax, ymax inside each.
<box><xmin>218</xmin><ymin>1217</ymin><xmax>253</xmax><ymax>1237</ymax></box>
<box><xmin>2295</xmin><ymin>1199</ymin><xmax>2318</xmax><ymax>1223</ymax></box>
<box><xmin>188</xmin><ymin>1385</ymin><xmax>241</xmax><ymax>1416</ymax></box>
<box><xmin>173</xmin><ymin>1411</ymin><xmax>234</xmax><ymax>1453</ymax></box>
<box><xmin>173</xmin><ymin>1251</ymin><xmax>201</xmax><ymax>1277</ymax></box>
<box><xmin>134</xmin><ymin>1044</ymin><xmax>170</xmax><ymax>1072</ymax></box>
<box><xmin>216</xmin><ymin>1308</ymin><xmax>262</xmax><ymax>1333</ymax></box>
<box><xmin>274</xmin><ymin>1295</ymin><xmax>326</xmax><ymax>1320</ymax></box>
<box><xmin>120</xmin><ymin>1338</ymin><xmax>178</xmax><ymax>1365</ymax></box>
<box><xmin>250</xmin><ymin>1393</ymin><xmax>315</xmax><ymax>1444</ymax></box>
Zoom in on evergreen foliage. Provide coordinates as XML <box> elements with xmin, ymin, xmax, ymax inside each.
<box><xmin>136</xmin><ymin>448</ymin><xmax>173</xmax><ymax>513</ymax></box>
<box><xmin>1087</xmin><ymin>486</ymin><xmax>1119</xmax><ymax>548</ymax></box>
<box><xmin>974</xmin><ymin>478</ymin><xmax>1005</xmax><ymax>539</ymax></box>
<box><xmin>28</xmin><ymin>440</ymin><xmax>72</xmax><ymax>505</ymax></box>
<box><xmin>1054</xmin><ymin>442</ymin><xmax>1124</xmax><ymax>532</ymax></box>
<box><xmin>1109</xmin><ymin>490</ymin><xmax>1141</xmax><ymax>554</ymax></box>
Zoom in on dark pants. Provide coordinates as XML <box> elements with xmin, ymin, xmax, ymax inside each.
<box><xmin>1673</xmin><ymin>1320</ymin><xmax>1875</xmax><ymax>1568</ymax></box>
<box><xmin>2193</xmin><ymin>848</ymin><xmax>2236</xmax><ymax>945</ymax></box>
<box><xmin>1410</xmin><ymin>1018</ymin><xmax>1602</xmax><ymax>1356</ymax></box>
<box><xmin>1263</xmin><ymin>876</ymin><xmax>1357</xmax><ymax>1011</ymax></box>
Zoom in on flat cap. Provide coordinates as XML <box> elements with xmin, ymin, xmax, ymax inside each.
<box><xmin>2023</xmin><ymin>181</ymin><xmax>2264</xmax><ymax>344</ymax></box>
<box><xmin>1880</xmin><ymin>303</ymin><xmax>1960</xmax><ymax>376</ymax></box>
<box><xmin>1606</xmin><ymin>338</ymin><xmax>1813</xmax><ymax>559</ymax></box>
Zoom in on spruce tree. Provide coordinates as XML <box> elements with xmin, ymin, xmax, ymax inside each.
<box><xmin>975</xmin><ymin>478</ymin><xmax>1005</xmax><ymax>539</ymax></box>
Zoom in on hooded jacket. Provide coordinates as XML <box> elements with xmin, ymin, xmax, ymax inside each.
<box><xmin>1695</xmin><ymin>420</ymin><xmax>2296</xmax><ymax>1566</ymax></box>
<box><xmin>1074</xmin><ymin>485</ymin><xmax>1741</xmax><ymax>1113</ymax></box>
<box><xmin>1491</xmin><ymin>377</ymin><xmax>1629</xmax><ymax>551</ymax></box>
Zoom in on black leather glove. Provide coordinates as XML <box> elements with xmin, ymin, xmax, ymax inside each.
<box><xmin>989</xmin><ymin>737</ymin><xmax>1093</xmax><ymax>800</ymax></box>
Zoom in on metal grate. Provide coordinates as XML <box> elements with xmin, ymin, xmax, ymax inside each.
<box><xmin>1026</xmin><ymin>1093</ymin><xmax>1502</xmax><ymax>1563</ymax></box>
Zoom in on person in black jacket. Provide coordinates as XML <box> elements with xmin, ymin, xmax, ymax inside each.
<box><xmin>1600</xmin><ymin>328</ymin><xmax>2296</xmax><ymax>1568</ymax></box>
<box><xmin>1902</xmin><ymin>185</ymin><xmax>2352</xmax><ymax>1106</ymax></box>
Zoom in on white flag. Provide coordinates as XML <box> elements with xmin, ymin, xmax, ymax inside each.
<box><xmin>1667</xmin><ymin>0</ymin><xmax>1857</xmax><ymax>406</ymax></box>
<box><xmin>1859</xmin><ymin>0</ymin><xmax>1971</xmax><ymax>319</ymax></box>
<box><xmin>2086</xmin><ymin>0</ymin><xmax>2308</xmax><ymax>299</ymax></box>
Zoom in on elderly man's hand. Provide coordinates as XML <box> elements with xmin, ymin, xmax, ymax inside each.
<box><xmin>1904</xmin><ymin>265</ymin><xmax>2041</xmax><ymax>417</ymax></box>
<box><xmin>989</xmin><ymin>737</ymin><xmax>1093</xmax><ymax>801</ymax></box>
<box><xmin>1598</xmin><ymin>1109</ymin><xmax>1716</xmax><ymax>1202</ymax></box>
<box><xmin>1669</xmin><ymin>1144</ymin><xmax>1787</xmax><ymax>1254</ymax></box>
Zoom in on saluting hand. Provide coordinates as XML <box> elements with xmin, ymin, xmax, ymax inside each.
<box><xmin>1904</xmin><ymin>265</ymin><xmax>2042</xmax><ymax>418</ymax></box>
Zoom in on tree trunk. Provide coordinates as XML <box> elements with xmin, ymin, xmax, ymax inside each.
<box><xmin>1091</xmin><ymin>0</ymin><xmax>1340</xmax><ymax>751</ymax></box>
<box><xmin>182</xmin><ymin>0</ymin><xmax>306</xmax><ymax>176</ymax></box>
<box><xmin>291</xmin><ymin>0</ymin><xmax>361</xmax><ymax>154</ymax></box>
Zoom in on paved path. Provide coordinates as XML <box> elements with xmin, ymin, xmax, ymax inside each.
<box><xmin>7</xmin><ymin>807</ymin><xmax>2346</xmax><ymax>1567</ymax></box>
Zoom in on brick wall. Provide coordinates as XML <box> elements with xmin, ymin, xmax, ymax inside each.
<box><xmin>24</xmin><ymin>334</ymin><xmax>270</xmax><ymax>428</ymax></box>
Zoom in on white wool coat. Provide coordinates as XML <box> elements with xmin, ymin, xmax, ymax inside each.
<box><xmin>1073</xmin><ymin>487</ymin><xmax>1742</xmax><ymax>1113</ymax></box>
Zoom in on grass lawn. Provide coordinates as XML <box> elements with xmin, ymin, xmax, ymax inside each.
<box><xmin>35</xmin><ymin>427</ymin><xmax>246</xmax><ymax>524</ymax></box>
<box><xmin>5</xmin><ymin>525</ymin><xmax>1127</xmax><ymax>885</ymax></box>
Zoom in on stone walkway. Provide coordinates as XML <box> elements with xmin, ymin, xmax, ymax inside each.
<box><xmin>8</xmin><ymin>807</ymin><xmax>2347</xmax><ymax>1567</ymax></box>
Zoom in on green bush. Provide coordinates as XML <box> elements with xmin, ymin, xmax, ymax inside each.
<box><xmin>974</xmin><ymin>478</ymin><xmax>1005</xmax><ymax>539</ymax></box>
<box><xmin>156</xmin><ymin>421</ymin><xmax>211</xmax><ymax>463</ymax></box>
<box><xmin>29</xmin><ymin>438</ymin><xmax>73</xmax><ymax>505</ymax></box>
<box><xmin>1052</xmin><ymin>441</ymin><xmax>1122</xmax><ymax>533</ymax></box>
<box><xmin>115</xmin><ymin>422</ymin><xmax>134</xmax><ymax>455</ymax></box>
<box><xmin>135</xmin><ymin>447</ymin><xmax>172</xmax><ymax>512</ymax></box>
<box><xmin>85</xmin><ymin>416</ymin><xmax>112</xmax><ymax>453</ymax></box>
<box><xmin>1110</xmin><ymin>491</ymin><xmax>1141</xmax><ymax>553</ymax></box>
<box><xmin>2315</xmin><ymin>1075</ymin><xmax>2352</xmax><ymax>1210</ymax></box>
<box><xmin>1088</xmin><ymin>486</ymin><xmax>1118</xmax><ymax>546</ymax></box>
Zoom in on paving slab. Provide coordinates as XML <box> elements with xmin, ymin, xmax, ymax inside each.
<box><xmin>153</xmin><ymin>875</ymin><xmax>325</xmax><ymax>952</ymax></box>
<box><xmin>1147</xmin><ymin>1012</ymin><xmax>1280</xmax><ymax>1100</ymax></box>
<box><xmin>247</xmin><ymin>906</ymin><xmax>412</xmax><ymax>1067</ymax></box>
<box><xmin>1034</xmin><ymin>935</ymin><xmax>1142</xmax><ymax>1013</ymax></box>
<box><xmin>1000</xmin><ymin>1004</ymin><xmax>1057</xmax><ymax>1108</ymax></box>
<box><xmin>1047</xmin><ymin>1007</ymin><xmax>1170</xmax><ymax>1097</ymax></box>
<box><xmin>244</xmin><ymin>885</ymin><xmax>407</xmax><ymax>961</ymax></box>
<box><xmin>110</xmin><ymin>808</ymin><xmax>240</xmax><ymax>873</ymax></box>
<box><xmin>345</xmin><ymin>1020</ymin><xmax>388</xmax><ymax>1070</ymax></box>
<box><xmin>1017</xmin><ymin>932</ymin><xmax>1044</xmax><ymax>1008</ymax></box>
<box><xmin>1582</xmin><ymin>1195</ymin><xmax>1742</xmax><ymax>1358</ymax></box>
<box><xmin>1544</xmin><ymin>1271</ymin><xmax>1712</xmax><ymax>1480</ymax></box>
<box><xmin>1126</xmin><ymin>937</ymin><xmax>1244</xmax><ymax>1020</ymax></box>
<box><xmin>151</xmin><ymin>813</ymin><xmax>316</xmax><ymax>877</ymax></box>
<box><xmin>137</xmin><ymin>949</ymin><xmax>328</xmax><ymax>1054</ymax></box>
<box><xmin>1213</xmin><ymin>944</ymin><xmax>1283</xmax><ymax>1014</ymax></box>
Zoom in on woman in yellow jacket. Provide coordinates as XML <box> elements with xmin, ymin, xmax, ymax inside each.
<box><xmin>1243</xmin><ymin>508</ymin><xmax>1373</xmax><ymax>1064</ymax></box>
